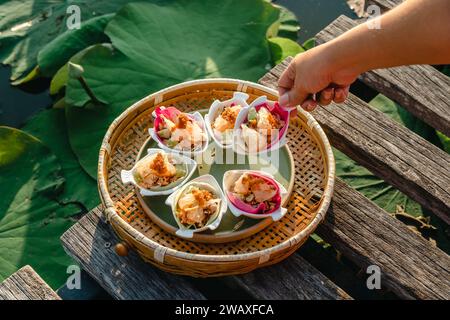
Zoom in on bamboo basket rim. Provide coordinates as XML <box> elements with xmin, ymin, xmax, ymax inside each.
<box><xmin>98</xmin><ymin>78</ymin><xmax>335</xmax><ymax>263</ymax></box>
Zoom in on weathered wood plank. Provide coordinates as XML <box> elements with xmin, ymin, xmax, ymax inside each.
<box><xmin>316</xmin><ymin>15</ymin><xmax>450</xmax><ymax>137</ymax></box>
<box><xmin>318</xmin><ymin>179</ymin><xmax>450</xmax><ymax>300</ymax></box>
<box><xmin>0</xmin><ymin>265</ymin><xmax>60</xmax><ymax>300</ymax></box>
<box><xmin>60</xmin><ymin>207</ymin><xmax>205</xmax><ymax>300</ymax></box>
<box><xmin>260</xmin><ymin>57</ymin><xmax>450</xmax><ymax>225</ymax></box>
<box><xmin>63</xmin><ymin>206</ymin><xmax>352</xmax><ymax>300</ymax></box>
<box><xmin>365</xmin><ymin>0</ymin><xmax>402</xmax><ymax>12</ymax></box>
<box><xmin>228</xmin><ymin>254</ymin><xmax>352</xmax><ymax>300</ymax></box>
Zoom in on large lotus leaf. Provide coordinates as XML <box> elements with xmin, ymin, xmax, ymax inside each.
<box><xmin>0</xmin><ymin>127</ymin><xmax>80</xmax><ymax>288</ymax></box>
<box><xmin>0</xmin><ymin>0</ymin><xmax>131</xmax><ymax>81</ymax></box>
<box><xmin>23</xmin><ymin>109</ymin><xmax>98</xmax><ymax>209</ymax></box>
<box><xmin>37</xmin><ymin>14</ymin><xmax>114</xmax><ymax>77</ymax></box>
<box><xmin>66</xmin><ymin>100</ymin><xmax>118</xmax><ymax>179</ymax></box>
<box><xmin>64</xmin><ymin>0</ymin><xmax>279</xmax><ymax>175</ymax></box>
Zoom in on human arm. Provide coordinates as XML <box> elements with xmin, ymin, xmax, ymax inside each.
<box><xmin>278</xmin><ymin>0</ymin><xmax>450</xmax><ymax>111</ymax></box>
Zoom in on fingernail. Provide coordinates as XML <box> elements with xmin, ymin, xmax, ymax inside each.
<box><xmin>323</xmin><ymin>89</ymin><xmax>332</xmax><ymax>99</ymax></box>
<box><xmin>302</xmin><ymin>100</ymin><xmax>316</xmax><ymax>111</ymax></box>
<box><xmin>335</xmin><ymin>89</ymin><xmax>343</xmax><ymax>99</ymax></box>
<box><xmin>279</xmin><ymin>93</ymin><xmax>290</xmax><ymax>107</ymax></box>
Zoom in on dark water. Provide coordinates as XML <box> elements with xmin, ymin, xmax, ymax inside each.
<box><xmin>0</xmin><ymin>67</ymin><xmax>52</xmax><ymax>127</ymax></box>
<box><xmin>274</xmin><ymin>0</ymin><xmax>357</xmax><ymax>42</ymax></box>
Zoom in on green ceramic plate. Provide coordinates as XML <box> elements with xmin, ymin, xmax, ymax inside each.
<box><xmin>136</xmin><ymin>126</ymin><xmax>294</xmax><ymax>243</ymax></box>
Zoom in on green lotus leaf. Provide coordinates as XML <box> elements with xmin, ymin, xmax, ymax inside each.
<box><xmin>268</xmin><ymin>36</ymin><xmax>304</xmax><ymax>65</ymax></box>
<box><xmin>49</xmin><ymin>44</ymin><xmax>110</xmax><ymax>95</ymax></box>
<box><xmin>0</xmin><ymin>0</ymin><xmax>131</xmax><ymax>81</ymax></box>
<box><xmin>267</xmin><ymin>3</ymin><xmax>300</xmax><ymax>40</ymax></box>
<box><xmin>65</xmin><ymin>0</ymin><xmax>279</xmax><ymax>176</ymax></box>
<box><xmin>301</xmin><ymin>37</ymin><xmax>315</xmax><ymax>50</ymax></box>
<box><xmin>437</xmin><ymin>131</ymin><xmax>450</xmax><ymax>154</ymax></box>
<box><xmin>37</xmin><ymin>14</ymin><xmax>114</xmax><ymax>77</ymax></box>
<box><xmin>66</xmin><ymin>100</ymin><xmax>115</xmax><ymax>179</ymax></box>
<box><xmin>23</xmin><ymin>109</ymin><xmax>98</xmax><ymax>209</ymax></box>
<box><xmin>0</xmin><ymin>126</ymin><xmax>80</xmax><ymax>288</ymax></box>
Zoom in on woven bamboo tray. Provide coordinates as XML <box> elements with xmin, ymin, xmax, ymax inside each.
<box><xmin>98</xmin><ymin>79</ymin><xmax>335</xmax><ymax>277</ymax></box>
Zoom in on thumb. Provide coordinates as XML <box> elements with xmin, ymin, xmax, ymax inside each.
<box><xmin>279</xmin><ymin>87</ymin><xmax>309</xmax><ymax>108</ymax></box>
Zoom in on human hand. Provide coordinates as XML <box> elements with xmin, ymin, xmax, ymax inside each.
<box><xmin>277</xmin><ymin>45</ymin><xmax>358</xmax><ymax>111</ymax></box>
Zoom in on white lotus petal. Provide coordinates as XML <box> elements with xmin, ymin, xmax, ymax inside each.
<box><xmin>165</xmin><ymin>174</ymin><xmax>227</xmax><ymax>237</ymax></box>
<box><xmin>121</xmin><ymin>148</ymin><xmax>197</xmax><ymax>196</ymax></box>
<box><xmin>205</xmin><ymin>92</ymin><xmax>250</xmax><ymax>149</ymax></box>
<box><xmin>150</xmin><ymin>110</ymin><xmax>210</xmax><ymax>157</ymax></box>
<box><xmin>233</xmin><ymin>97</ymin><xmax>290</xmax><ymax>155</ymax></box>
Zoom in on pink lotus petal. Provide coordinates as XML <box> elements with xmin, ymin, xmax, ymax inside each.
<box><xmin>153</xmin><ymin>106</ymin><xmax>201</xmax><ymax>145</ymax></box>
<box><xmin>227</xmin><ymin>172</ymin><xmax>281</xmax><ymax>215</ymax></box>
<box><xmin>249</xmin><ymin>102</ymin><xmax>289</xmax><ymax>149</ymax></box>
<box><xmin>154</xmin><ymin>106</ymin><xmax>181</xmax><ymax>132</ymax></box>
<box><xmin>227</xmin><ymin>192</ymin><xmax>267</xmax><ymax>214</ymax></box>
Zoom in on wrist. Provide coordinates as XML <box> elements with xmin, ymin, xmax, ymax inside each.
<box><xmin>316</xmin><ymin>40</ymin><xmax>362</xmax><ymax>86</ymax></box>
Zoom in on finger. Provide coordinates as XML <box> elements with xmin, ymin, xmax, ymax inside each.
<box><xmin>289</xmin><ymin>107</ymin><xmax>298</xmax><ymax>118</ymax></box>
<box><xmin>301</xmin><ymin>99</ymin><xmax>317</xmax><ymax>112</ymax></box>
<box><xmin>318</xmin><ymin>87</ymin><xmax>334</xmax><ymax>106</ymax></box>
<box><xmin>278</xmin><ymin>86</ymin><xmax>289</xmax><ymax>97</ymax></box>
<box><xmin>281</xmin><ymin>88</ymin><xmax>310</xmax><ymax>108</ymax></box>
<box><xmin>278</xmin><ymin>61</ymin><xmax>296</xmax><ymax>94</ymax></box>
<box><xmin>333</xmin><ymin>86</ymin><xmax>349</xmax><ymax>103</ymax></box>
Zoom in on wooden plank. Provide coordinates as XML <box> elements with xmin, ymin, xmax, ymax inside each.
<box><xmin>260</xmin><ymin>57</ymin><xmax>450</xmax><ymax>225</ymax></box>
<box><xmin>60</xmin><ymin>207</ymin><xmax>205</xmax><ymax>300</ymax></box>
<box><xmin>316</xmin><ymin>15</ymin><xmax>450</xmax><ymax>137</ymax></box>
<box><xmin>0</xmin><ymin>265</ymin><xmax>60</xmax><ymax>300</ymax></box>
<box><xmin>318</xmin><ymin>179</ymin><xmax>450</xmax><ymax>300</ymax></box>
<box><xmin>62</xmin><ymin>206</ymin><xmax>352</xmax><ymax>300</ymax></box>
<box><xmin>228</xmin><ymin>254</ymin><xmax>352</xmax><ymax>300</ymax></box>
<box><xmin>364</xmin><ymin>0</ymin><xmax>402</xmax><ymax>12</ymax></box>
